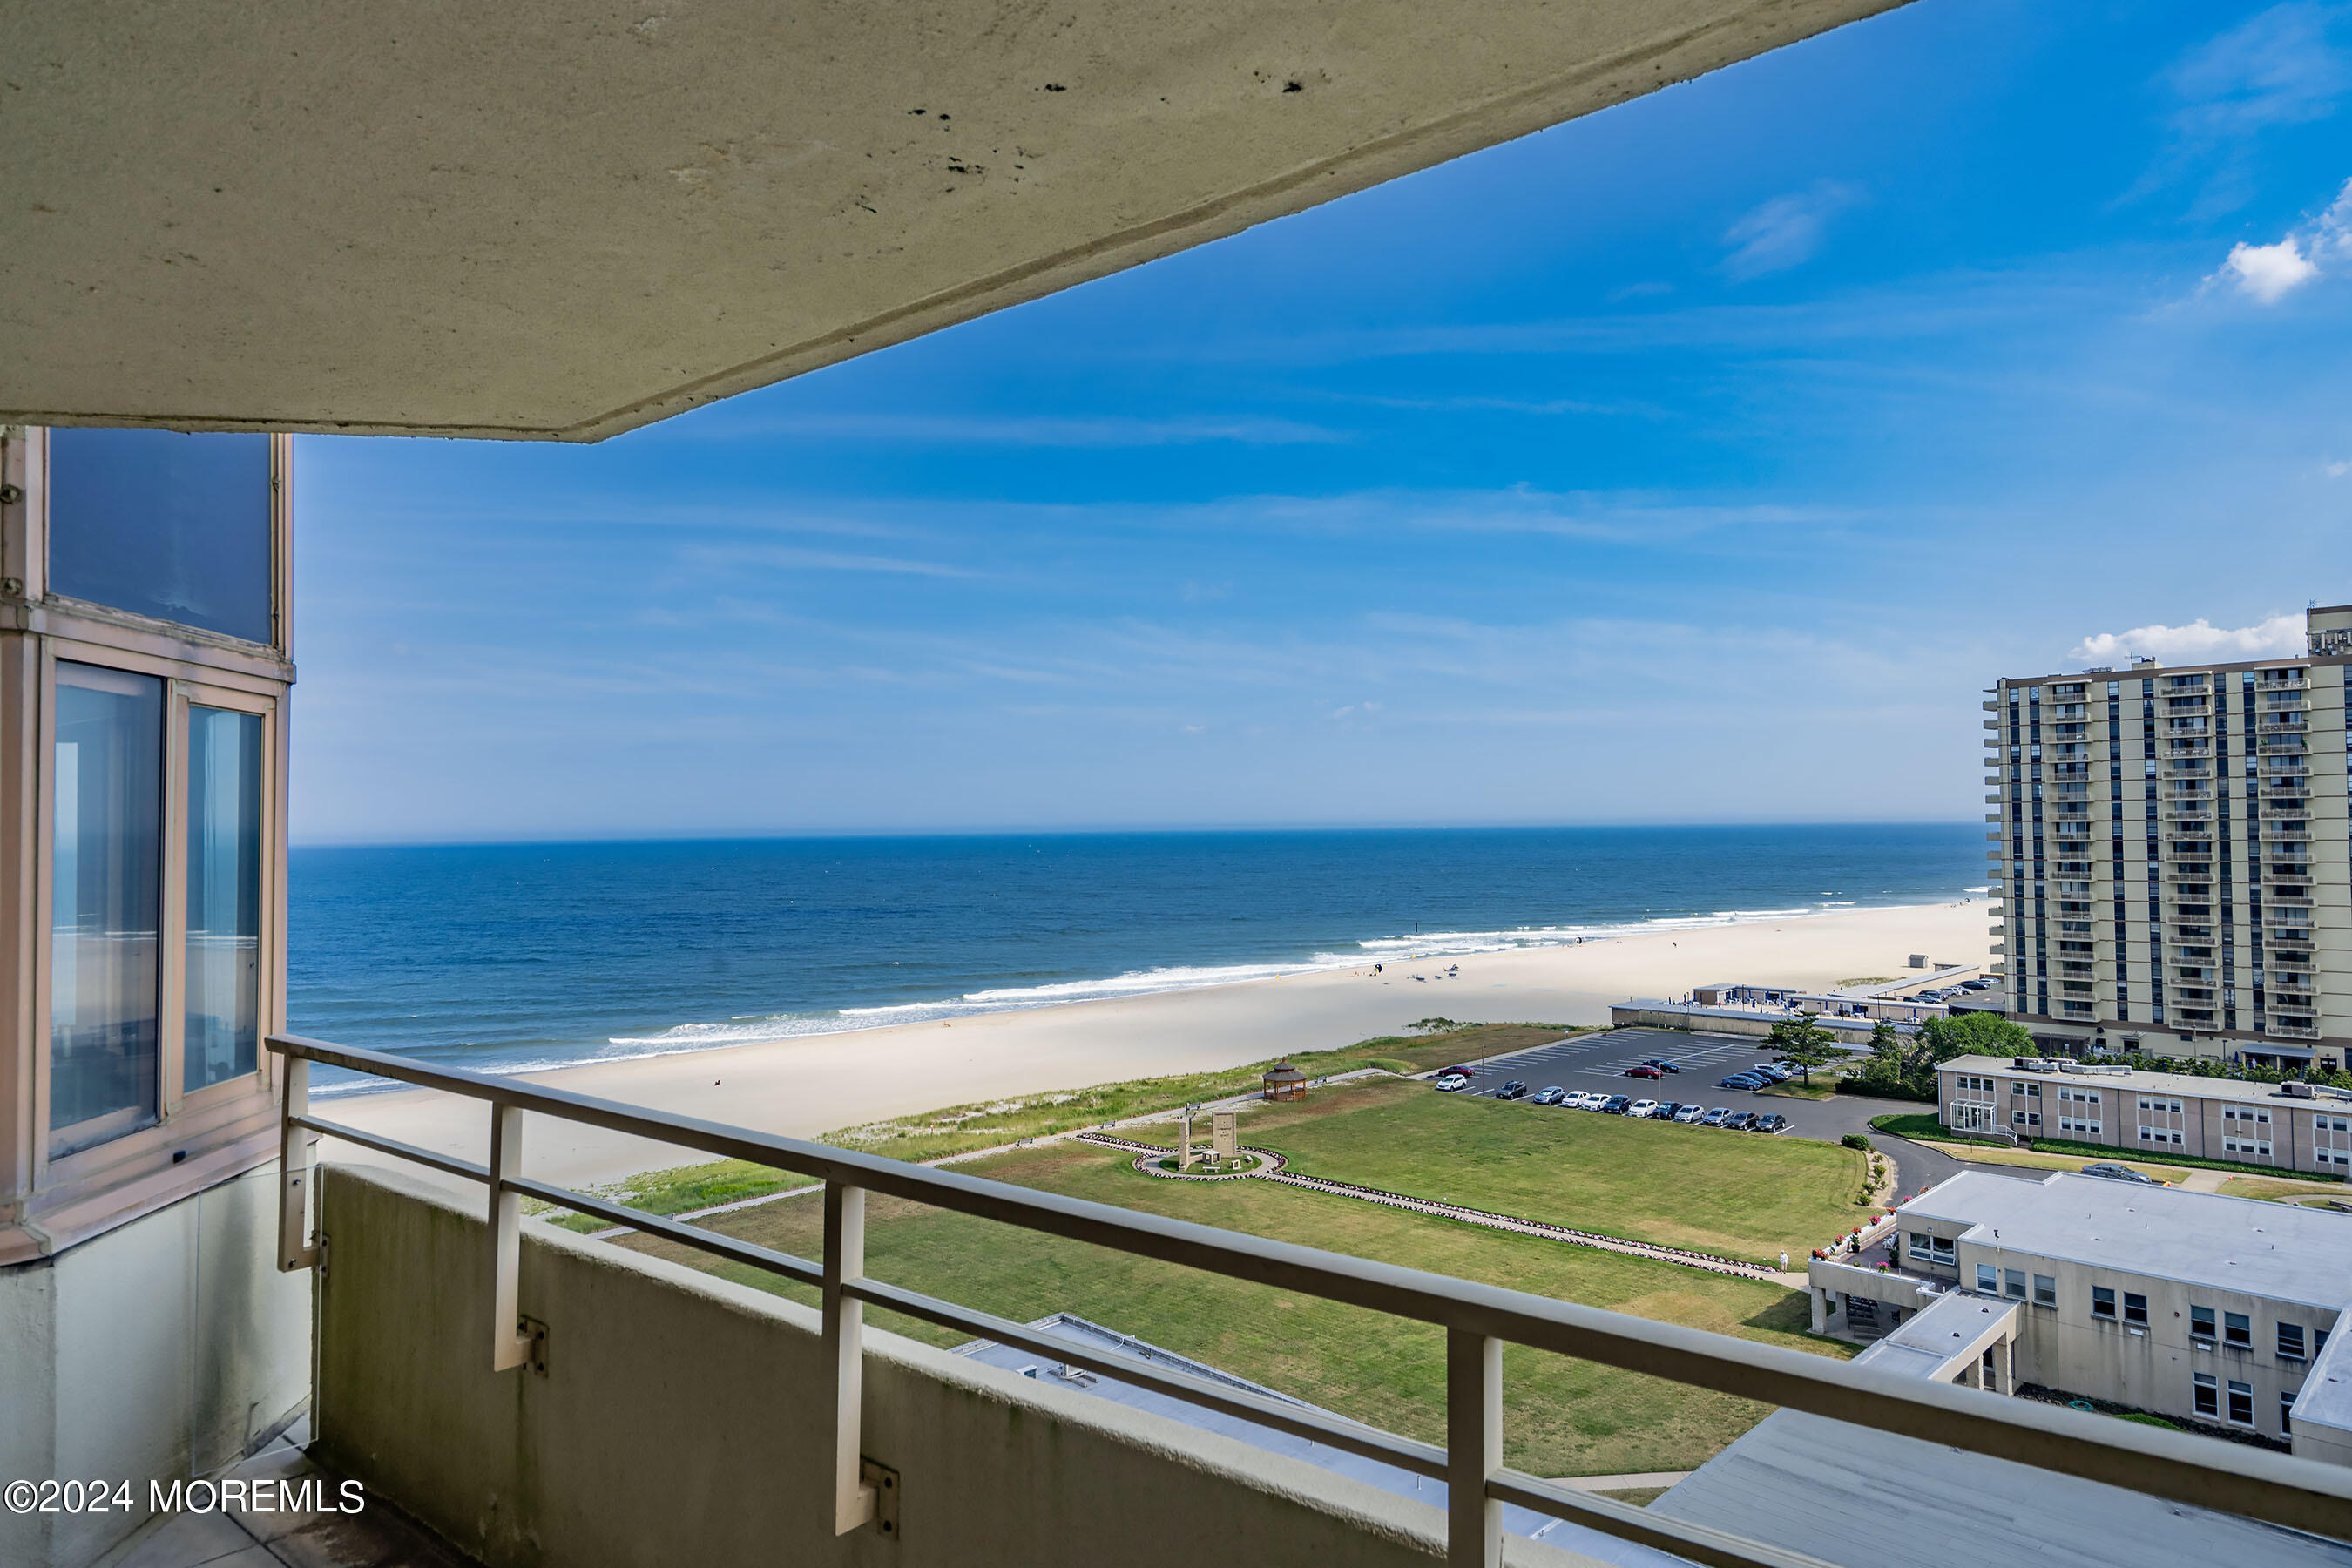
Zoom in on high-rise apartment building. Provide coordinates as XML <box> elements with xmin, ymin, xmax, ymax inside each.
<box><xmin>1986</xmin><ymin>605</ymin><xmax>2352</xmax><ymax>1069</ymax></box>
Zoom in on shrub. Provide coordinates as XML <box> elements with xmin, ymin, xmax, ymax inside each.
<box><xmin>1840</xmin><ymin>1132</ymin><xmax>1872</xmax><ymax>1152</ymax></box>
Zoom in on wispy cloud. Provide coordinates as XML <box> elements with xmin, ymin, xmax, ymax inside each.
<box><xmin>2167</xmin><ymin>4</ymin><xmax>2350</xmax><ymax>140</ymax></box>
<box><xmin>674</xmin><ymin>412</ymin><xmax>1348</xmax><ymax>448</ymax></box>
<box><xmin>2209</xmin><ymin>176</ymin><xmax>2352</xmax><ymax>301</ymax></box>
<box><xmin>2069</xmin><ymin>613</ymin><xmax>2304</xmax><ymax>664</ymax></box>
<box><xmin>2138</xmin><ymin>5</ymin><xmax>2351</xmax><ymax>213</ymax></box>
<box><xmin>1720</xmin><ymin>181</ymin><xmax>1863</xmax><ymax>281</ymax></box>
<box><xmin>677</xmin><ymin>544</ymin><xmax>982</xmax><ymax>578</ymax></box>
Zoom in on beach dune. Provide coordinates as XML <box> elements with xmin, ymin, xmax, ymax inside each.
<box><xmin>327</xmin><ymin>900</ymin><xmax>1986</xmax><ymax>1190</ymax></box>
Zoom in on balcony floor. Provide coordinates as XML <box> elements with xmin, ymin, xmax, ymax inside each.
<box><xmin>96</xmin><ymin>1420</ymin><xmax>476</xmax><ymax>1568</ymax></box>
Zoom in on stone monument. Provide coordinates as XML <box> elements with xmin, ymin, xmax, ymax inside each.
<box><xmin>1177</xmin><ymin>1107</ymin><xmax>1197</xmax><ymax>1170</ymax></box>
<box><xmin>1212</xmin><ymin>1111</ymin><xmax>1240</xmax><ymax>1161</ymax></box>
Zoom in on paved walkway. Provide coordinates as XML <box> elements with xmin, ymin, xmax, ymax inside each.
<box><xmin>1555</xmin><ymin>1471</ymin><xmax>1694</xmax><ymax>1492</ymax></box>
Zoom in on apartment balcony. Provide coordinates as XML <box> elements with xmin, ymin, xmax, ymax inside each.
<box><xmin>2270</xmin><ymin>1021</ymin><xmax>2323</xmax><ymax>1040</ymax></box>
<box><xmin>211</xmin><ymin>1035</ymin><xmax>2352</xmax><ymax>1568</ymax></box>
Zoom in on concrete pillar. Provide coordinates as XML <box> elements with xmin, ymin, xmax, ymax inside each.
<box><xmin>1810</xmin><ymin>1288</ymin><xmax>1828</xmax><ymax>1335</ymax></box>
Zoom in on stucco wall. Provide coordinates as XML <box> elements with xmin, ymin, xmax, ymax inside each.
<box><xmin>0</xmin><ymin>1162</ymin><xmax>312</xmax><ymax>1568</ymax></box>
<box><xmin>314</xmin><ymin>1163</ymin><xmax>1607</xmax><ymax>1568</ymax></box>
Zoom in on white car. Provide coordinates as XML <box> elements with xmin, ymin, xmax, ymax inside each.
<box><xmin>1626</xmin><ymin>1098</ymin><xmax>1660</xmax><ymax>1118</ymax></box>
<box><xmin>1673</xmin><ymin>1104</ymin><xmax>1707</xmax><ymax>1123</ymax></box>
<box><xmin>1434</xmin><ymin>1074</ymin><xmax>1470</xmax><ymax>1092</ymax></box>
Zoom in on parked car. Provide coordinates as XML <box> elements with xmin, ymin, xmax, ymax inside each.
<box><xmin>1623</xmin><ymin>1064</ymin><xmax>1663</xmax><ymax>1080</ymax></box>
<box><xmin>1433</xmin><ymin>1073</ymin><xmax>1470</xmax><ymax>1092</ymax></box>
<box><xmin>1754</xmin><ymin>1113</ymin><xmax>1790</xmax><ymax>1134</ymax></box>
<box><xmin>1650</xmin><ymin>1101</ymin><xmax>1684</xmax><ymax>1119</ymax></box>
<box><xmin>1719</xmin><ymin>1072</ymin><xmax>1764</xmax><ymax>1089</ymax></box>
<box><xmin>1439</xmin><ymin>1065</ymin><xmax>1478</xmax><ymax>1079</ymax></box>
<box><xmin>1673</xmin><ymin>1104</ymin><xmax>1707</xmax><ymax>1123</ymax></box>
<box><xmin>1626</xmin><ymin>1098</ymin><xmax>1660</xmax><ymax>1118</ymax></box>
<box><xmin>1531</xmin><ymin>1085</ymin><xmax>1565</xmax><ymax>1105</ymax></box>
<box><xmin>1495</xmin><ymin>1080</ymin><xmax>1529</xmax><ymax>1100</ymax></box>
<box><xmin>1600</xmin><ymin>1095</ymin><xmax>1632</xmax><ymax>1114</ymax></box>
<box><xmin>1960</xmin><ymin>979</ymin><xmax>1993</xmax><ymax>991</ymax></box>
<box><xmin>2080</xmin><ymin>1161</ymin><xmax>2162</xmax><ymax>1186</ymax></box>
<box><xmin>1723</xmin><ymin>1112</ymin><xmax>1758</xmax><ymax>1131</ymax></box>
<box><xmin>1643</xmin><ymin>1058</ymin><xmax>1684</xmax><ymax>1073</ymax></box>
<box><xmin>1700</xmin><ymin>1106</ymin><xmax>1731</xmax><ymax>1125</ymax></box>
<box><xmin>1575</xmin><ymin>1091</ymin><xmax>1611</xmax><ymax>1110</ymax></box>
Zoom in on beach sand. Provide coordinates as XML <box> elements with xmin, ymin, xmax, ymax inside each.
<box><xmin>326</xmin><ymin>899</ymin><xmax>1988</xmax><ymax>1190</ymax></box>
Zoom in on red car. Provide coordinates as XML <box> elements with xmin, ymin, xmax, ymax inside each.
<box><xmin>1623</xmin><ymin>1065</ymin><xmax>1663</xmax><ymax>1079</ymax></box>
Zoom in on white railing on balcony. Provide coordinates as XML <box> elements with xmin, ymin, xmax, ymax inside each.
<box><xmin>264</xmin><ymin>1034</ymin><xmax>2352</xmax><ymax>1564</ymax></box>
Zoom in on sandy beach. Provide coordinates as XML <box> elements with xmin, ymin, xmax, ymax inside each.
<box><xmin>324</xmin><ymin>899</ymin><xmax>1989</xmax><ymax>1190</ymax></box>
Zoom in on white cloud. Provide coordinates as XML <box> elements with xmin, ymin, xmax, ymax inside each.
<box><xmin>1720</xmin><ymin>182</ymin><xmax>1862</xmax><ymax>281</ymax></box>
<box><xmin>2220</xmin><ymin>235</ymin><xmax>2320</xmax><ymax>301</ymax></box>
<box><xmin>2327</xmin><ymin>459</ymin><xmax>2350</xmax><ymax>477</ymax></box>
<box><xmin>2069</xmin><ymin>613</ymin><xmax>2305</xmax><ymax>664</ymax></box>
<box><xmin>2211</xmin><ymin>175</ymin><xmax>2352</xmax><ymax>301</ymax></box>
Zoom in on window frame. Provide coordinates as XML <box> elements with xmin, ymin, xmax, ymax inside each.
<box><xmin>2191</xmin><ymin>1305</ymin><xmax>2216</xmax><ymax>1342</ymax></box>
<box><xmin>30</xmin><ymin>639</ymin><xmax>284</xmax><ymax>1179</ymax></box>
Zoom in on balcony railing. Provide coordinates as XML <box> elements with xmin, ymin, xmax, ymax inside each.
<box><xmin>265</xmin><ymin>1034</ymin><xmax>2352</xmax><ymax>1565</ymax></box>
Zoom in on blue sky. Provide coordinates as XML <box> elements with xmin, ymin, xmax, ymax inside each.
<box><xmin>291</xmin><ymin>0</ymin><xmax>2352</xmax><ymax>843</ymax></box>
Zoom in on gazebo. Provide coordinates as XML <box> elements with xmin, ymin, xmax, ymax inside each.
<box><xmin>1261</xmin><ymin>1062</ymin><xmax>1308</xmax><ymax>1101</ymax></box>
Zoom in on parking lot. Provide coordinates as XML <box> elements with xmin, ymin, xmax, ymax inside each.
<box><xmin>1432</xmin><ymin>1026</ymin><xmax>1973</xmax><ymax>1197</ymax></box>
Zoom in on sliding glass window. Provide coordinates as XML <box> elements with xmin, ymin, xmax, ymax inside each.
<box><xmin>185</xmin><ymin>706</ymin><xmax>264</xmax><ymax>1092</ymax></box>
<box><xmin>51</xmin><ymin>662</ymin><xmax>165</xmax><ymax>1155</ymax></box>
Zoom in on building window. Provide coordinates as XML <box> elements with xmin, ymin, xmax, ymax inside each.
<box><xmin>2192</xmin><ymin>1306</ymin><xmax>2216</xmax><ymax>1342</ymax></box>
<box><xmin>47</xmin><ymin>428</ymin><xmax>277</xmax><ymax>645</ymax></box>
<box><xmin>1977</xmin><ymin>1263</ymin><xmax>1999</xmax><ymax>1294</ymax></box>
<box><xmin>2092</xmin><ymin>1286</ymin><xmax>2116</xmax><ymax>1319</ymax></box>
<box><xmin>50</xmin><ymin>662</ymin><xmax>165</xmax><ymax>1157</ymax></box>
<box><xmin>2194</xmin><ymin>1372</ymin><xmax>2219</xmax><ymax>1416</ymax></box>
<box><xmin>2280</xmin><ymin>1322</ymin><xmax>2308</xmax><ymax>1360</ymax></box>
<box><xmin>183</xmin><ymin>707</ymin><xmax>264</xmax><ymax>1092</ymax></box>
<box><xmin>2033</xmin><ymin>1274</ymin><xmax>2058</xmax><ymax>1308</ymax></box>
<box><xmin>2125</xmin><ymin>1292</ymin><xmax>2149</xmax><ymax>1325</ymax></box>
<box><xmin>2285</xmin><ymin>1389</ymin><xmax>2297</xmax><ymax>1433</ymax></box>
<box><xmin>2227</xmin><ymin>1380</ymin><xmax>2254</xmax><ymax>1425</ymax></box>
<box><xmin>2005</xmin><ymin>1269</ymin><xmax>2027</xmax><ymax>1301</ymax></box>
<box><xmin>2225</xmin><ymin>1311</ymin><xmax>2252</xmax><ymax>1348</ymax></box>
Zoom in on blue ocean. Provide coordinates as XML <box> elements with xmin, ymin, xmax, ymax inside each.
<box><xmin>288</xmin><ymin>824</ymin><xmax>1984</xmax><ymax>1092</ymax></box>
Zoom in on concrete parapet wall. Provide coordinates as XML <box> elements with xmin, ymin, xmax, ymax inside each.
<box><xmin>315</xmin><ymin>1164</ymin><xmax>1605</xmax><ymax>1568</ymax></box>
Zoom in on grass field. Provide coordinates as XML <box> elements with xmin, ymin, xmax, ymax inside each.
<box><xmin>1134</xmin><ymin>1078</ymin><xmax>1871</xmax><ymax>1262</ymax></box>
<box><xmin>618</xmin><ymin>1132</ymin><xmax>1851</xmax><ymax>1477</ymax></box>
<box><xmin>538</xmin><ymin>1023</ymin><xmax>1585</xmax><ymax>1228</ymax></box>
<box><xmin>2217</xmin><ymin>1175</ymin><xmax>2352</xmax><ymax>1206</ymax></box>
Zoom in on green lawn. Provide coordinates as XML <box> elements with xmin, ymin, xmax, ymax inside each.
<box><xmin>619</xmin><ymin>1135</ymin><xmax>1850</xmax><ymax>1477</ymax></box>
<box><xmin>1193</xmin><ymin>1078</ymin><xmax>1870</xmax><ymax>1262</ymax></box>
<box><xmin>549</xmin><ymin>1023</ymin><xmax>1587</xmax><ymax>1226</ymax></box>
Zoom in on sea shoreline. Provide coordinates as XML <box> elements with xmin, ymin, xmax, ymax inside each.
<box><xmin>310</xmin><ymin>892</ymin><xmax>1977</xmax><ymax>1095</ymax></box>
<box><xmin>324</xmin><ymin>897</ymin><xmax>1990</xmax><ymax>1190</ymax></box>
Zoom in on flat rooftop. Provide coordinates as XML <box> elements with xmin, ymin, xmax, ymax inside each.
<box><xmin>1652</xmin><ymin>1405</ymin><xmax>2352</xmax><ymax>1568</ymax></box>
<box><xmin>1900</xmin><ymin>1171</ymin><xmax>2352</xmax><ymax>1310</ymax></box>
<box><xmin>1942</xmin><ymin>1055</ymin><xmax>2352</xmax><ymax>1109</ymax></box>
<box><xmin>953</xmin><ymin>1314</ymin><xmax>1683</xmax><ymax>1567</ymax></box>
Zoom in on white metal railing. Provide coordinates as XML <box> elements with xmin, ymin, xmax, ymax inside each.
<box><xmin>265</xmin><ymin>1035</ymin><xmax>2352</xmax><ymax>1564</ymax></box>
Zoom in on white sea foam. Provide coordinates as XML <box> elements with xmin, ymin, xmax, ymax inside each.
<box><xmin>580</xmin><ymin>897</ymin><xmax>1924</xmax><ymax>1064</ymax></box>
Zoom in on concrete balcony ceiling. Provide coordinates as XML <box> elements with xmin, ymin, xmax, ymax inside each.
<box><xmin>3</xmin><ymin>0</ymin><xmax>1896</xmax><ymax>441</ymax></box>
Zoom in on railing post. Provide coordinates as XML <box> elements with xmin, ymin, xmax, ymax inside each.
<box><xmin>1446</xmin><ymin>1329</ymin><xmax>1502</xmax><ymax>1568</ymax></box>
<box><xmin>276</xmin><ymin>1051</ymin><xmax>318</xmax><ymax>1271</ymax></box>
<box><xmin>824</xmin><ymin>1179</ymin><xmax>877</xmax><ymax>1534</ymax></box>
<box><xmin>487</xmin><ymin>1102</ymin><xmax>533</xmax><ymax>1372</ymax></box>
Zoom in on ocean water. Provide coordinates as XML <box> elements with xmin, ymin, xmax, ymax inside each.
<box><xmin>289</xmin><ymin>824</ymin><xmax>1984</xmax><ymax>1092</ymax></box>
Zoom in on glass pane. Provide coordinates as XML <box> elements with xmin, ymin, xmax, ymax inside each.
<box><xmin>51</xmin><ymin>662</ymin><xmax>163</xmax><ymax>1153</ymax></box>
<box><xmin>186</xmin><ymin>706</ymin><xmax>264</xmax><ymax>1092</ymax></box>
<box><xmin>48</xmin><ymin>429</ymin><xmax>274</xmax><ymax>645</ymax></box>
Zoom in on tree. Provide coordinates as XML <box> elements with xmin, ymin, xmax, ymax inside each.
<box><xmin>1846</xmin><ymin>1010</ymin><xmax>2037</xmax><ymax>1101</ymax></box>
<box><xmin>1766</xmin><ymin>1013</ymin><xmax>1842</xmax><ymax>1084</ymax></box>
